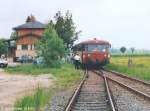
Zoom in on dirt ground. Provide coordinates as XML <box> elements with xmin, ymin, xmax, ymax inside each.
<box><xmin>0</xmin><ymin>69</ymin><xmax>55</xmax><ymax>111</ymax></box>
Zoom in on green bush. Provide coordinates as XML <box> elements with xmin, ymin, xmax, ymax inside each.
<box><xmin>36</xmin><ymin>22</ymin><xmax>65</xmax><ymax>67</ymax></box>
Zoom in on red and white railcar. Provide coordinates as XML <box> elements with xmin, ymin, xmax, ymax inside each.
<box><xmin>74</xmin><ymin>38</ymin><xmax>111</xmax><ymax>69</ymax></box>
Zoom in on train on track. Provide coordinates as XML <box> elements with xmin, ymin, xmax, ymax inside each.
<box><xmin>73</xmin><ymin>38</ymin><xmax>111</xmax><ymax>69</ymax></box>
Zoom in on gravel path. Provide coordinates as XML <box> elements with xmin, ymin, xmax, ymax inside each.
<box><xmin>109</xmin><ymin>80</ymin><xmax>150</xmax><ymax>111</ymax></box>
<box><xmin>0</xmin><ymin>69</ymin><xmax>54</xmax><ymax>111</ymax></box>
<box><xmin>45</xmin><ymin>88</ymin><xmax>75</xmax><ymax>111</ymax></box>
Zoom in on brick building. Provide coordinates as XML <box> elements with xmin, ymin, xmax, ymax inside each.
<box><xmin>13</xmin><ymin>15</ymin><xmax>45</xmax><ymax>57</ymax></box>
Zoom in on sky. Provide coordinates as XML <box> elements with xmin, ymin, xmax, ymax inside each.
<box><xmin>0</xmin><ymin>0</ymin><xmax>150</xmax><ymax>49</ymax></box>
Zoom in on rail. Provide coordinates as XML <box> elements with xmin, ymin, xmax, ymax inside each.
<box><xmin>64</xmin><ymin>69</ymin><xmax>88</xmax><ymax>111</ymax></box>
<box><xmin>106</xmin><ymin>77</ymin><xmax>150</xmax><ymax>101</ymax></box>
<box><xmin>99</xmin><ymin>69</ymin><xmax>150</xmax><ymax>101</ymax></box>
<box><xmin>103</xmin><ymin>69</ymin><xmax>150</xmax><ymax>86</ymax></box>
<box><xmin>94</xmin><ymin>70</ymin><xmax>116</xmax><ymax>111</ymax></box>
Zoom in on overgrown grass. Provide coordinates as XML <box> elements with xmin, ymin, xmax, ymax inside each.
<box><xmin>14</xmin><ymin>88</ymin><xmax>54</xmax><ymax>111</ymax></box>
<box><xmin>8</xmin><ymin>63</ymin><xmax>82</xmax><ymax>111</ymax></box>
<box><xmin>105</xmin><ymin>56</ymin><xmax>150</xmax><ymax>81</ymax></box>
<box><xmin>111</xmin><ymin>54</ymin><xmax>150</xmax><ymax>57</ymax></box>
<box><xmin>6</xmin><ymin>64</ymin><xmax>52</xmax><ymax>75</ymax></box>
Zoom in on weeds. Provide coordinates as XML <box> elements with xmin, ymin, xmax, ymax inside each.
<box><xmin>13</xmin><ymin>63</ymin><xmax>82</xmax><ymax>110</ymax></box>
<box><xmin>105</xmin><ymin>56</ymin><xmax>150</xmax><ymax>81</ymax></box>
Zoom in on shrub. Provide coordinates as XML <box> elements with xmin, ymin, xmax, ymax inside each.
<box><xmin>36</xmin><ymin>22</ymin><xmax>65</xmax><ymax>67</ymax></box>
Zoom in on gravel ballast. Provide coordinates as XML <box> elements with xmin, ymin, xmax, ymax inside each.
<box><xmin>45</xmin><ymin>88</ymin><xmax>75</xmax><ymax>111</ymax></box>
<box><xmin>109</xmin><ymin>81</ymin><xmax>150</xmax><ymax>111</ymax></box>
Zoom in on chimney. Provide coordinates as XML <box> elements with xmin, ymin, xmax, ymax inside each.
<box><xmin>26</xmin><ymin>16</ymin><xmax>32</xmax><ymax>22</ymax></box>
<box><xmin>94</xmin><ymin>38</ymin><xmax>97</xmax><ymax>40</ymax></box>
<box><xmin>25</xmin><ymin>15</ymin><xmax>36</xmax><ymax>23</ymax></box>
<box><xmin>30</xmin><ymin>15</ymin><xmax>36</xmax><ymax>22</ymax></box>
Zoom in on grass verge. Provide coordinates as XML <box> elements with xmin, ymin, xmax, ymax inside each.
<box><xmin>14</xmin><ymin>88</ymin><xmax>54</xmax><ymax>111</ymax></box>
<box><xmin>6</xmin><ymin>63</ymin><xmax>82</xmax><ymax>111</ymax></box>
<box><xmin>105</xmin><ymin>56</ymin><xmax>150</xmax><ymax>81</ymax></box>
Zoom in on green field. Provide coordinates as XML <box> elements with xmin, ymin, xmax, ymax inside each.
<box><xmin>105</xmin><ymin>55</ymin><xmax>150</xmax><ymax>81</ymax></box>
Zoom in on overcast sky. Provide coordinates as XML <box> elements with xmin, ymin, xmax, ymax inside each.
<box><xmin>0</xmin><ymin>0</ymin><xmax>150</xmax><ymax>49</ymax></box>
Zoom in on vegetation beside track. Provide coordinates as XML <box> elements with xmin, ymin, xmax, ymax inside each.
<box><xmin>105</xmin><ymin>56</ymin><xmax>150</xmax><ymax>81</ymax></box>
<box><xmin>6</xmin><ymin>63</ymin><xmax>82</xmax><ymax>111</ymax></box>
<box><xmin>111</xmin><ymin>54</ymin><xmax>150</xmax><ymax>57</ymax></box>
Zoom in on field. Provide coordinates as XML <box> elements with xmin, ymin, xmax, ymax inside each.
<box><xmin>105</xmin><ymin>55</ymin><xmax>150</xmax><ymax>81</ymax></box>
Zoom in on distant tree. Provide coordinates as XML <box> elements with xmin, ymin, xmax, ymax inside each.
<box><xmin>10</xmin><ymin>31</ymin><xmax>17</xmax><ymax>39</ymax></box>
<box><xmin>120</xmin><ymin>47</ymin><xmax>126</xmax><ymax>54</ymax></box>
<box><xmin>54</xmin><ymin>11</ymin><xmax>81</xmax><ymax>49</ymax></box>
<box><xmin>0</xmin><ymin>39</ymin><xmax>7</xmax><ymax>56</ymax></box>
<box><xmin>130</xmin><ymin>47</ymin><xmax>135</xmax><ymax>54</ymax></box>
<box><xmin>36</xmin><ymin>22</ymin><xmax>65</xmax><ymax>67</ymax></box>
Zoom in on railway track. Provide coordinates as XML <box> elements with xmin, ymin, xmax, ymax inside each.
<box><xmin>95</xmin><ymin>70</ymin><xmax>150</xmax><ymax>111</ymax></box>
<box><xmin>99</xmin><ymin>69</ymin><xmax>150</xmax><ymax>100</ymax></box>
<box><xmin>65</xmin><ymin>69</ymin><xmax>150</xmax><ymax>111</ymax></box>
<box><xmin>64</xmin><ymin>70</ymin><xmax>115</xmax><ymax>111</ymax></box>
<box><xmin>108</xmin><ymin>80</ymin><xmax>150</xmax><ymax>111</ymax></box>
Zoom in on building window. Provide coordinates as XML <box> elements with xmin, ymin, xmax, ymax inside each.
<box><xmin>28</xmin><ymin>45</ymin><xmax>31</xmax><ymax>50</ymax></box>
<box><xmin>22</xmin><ymin>45</ymin><xmax>28</xmax><ymax>50</ymax></box>
<box><xmin>17</xmin><ymin>45</ymin><xmax>22</xmax><ymax>50</ymax></box>
<box><xmin>31</xmin><ymin>44</ymin><xmax>34</xmax><ymax>50</ymax></box>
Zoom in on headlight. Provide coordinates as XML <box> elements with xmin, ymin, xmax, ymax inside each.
<box><xmin>88</xmin><ymin>54</ymin><xmax>91</xmax><ymax>57</ymax></box>
<box><xmin>108</xmin><ymin>54</ymin><xmax>111</xmax><ymax>58</ymax></box>
<box><xmin>83</xmin><ymin>54</ymin><xmax>86</xmax><ymax>58</ymax></box>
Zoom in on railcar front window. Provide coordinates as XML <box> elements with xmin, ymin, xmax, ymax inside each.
<box><xmin>87</xmin><ymin>45</ymin><xmax>110</xmax><ymax>52</ymax></box>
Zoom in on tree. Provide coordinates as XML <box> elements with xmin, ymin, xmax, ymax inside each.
<box><xmin>120</xmin><ymin>47</ymin><xmax>126</xmax><ymax>54</ymax></box>
<box><xmin>130</xmin><ymin>47</ymin><xmax>135</xmax><ymax>54</ymax></box>
<box><xmin>10</xmin><ymin>31</ymin><xmax>17</xmax><ymax>39</ymax></box>
<box><xmin>54</xmin><ymin>11</ymin><xmax>80</xmax><ymax>49</ymax></box>
<box><xmin>0</xmin><ymin>39</ymin><xmax>7</xmax><ymax>56</ymax></box>
<box><xmin>36</xmin><ymin>22</ymin><xmax>65</xmax><ymax>67</ymax></box>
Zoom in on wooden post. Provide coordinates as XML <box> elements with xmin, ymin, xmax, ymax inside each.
<box><xmin>128</xmin><ymin>57</ymin><xmax>133</xmax><ymax>67</ymax></box>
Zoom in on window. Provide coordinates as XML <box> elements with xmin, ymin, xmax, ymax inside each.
<box><xmin>22</xmin><ymin>45</ymin><xmax>28</xmax><ymax>50</ymax></box>
<box><xmin>17</xmin><ymin>45</ymin><xmax>21</xmax><ymax>50</ymax></box>
<box><xmin>31</xmin><ymin>44</ymin><xmax>34</xmax><ymax>50</ymax></box>
<box><xmin>87</xmin><ymin>44</ymin><xmax>110</xmax><ymax>52</ymax></box>
<box><xmin>28</xmin><ymin>45</ymin><xmax>31</xmax><ymax>50</ymax></box>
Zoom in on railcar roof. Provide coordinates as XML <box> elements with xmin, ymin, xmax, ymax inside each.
<box><xmin>78</xmin><ymin>38</ymin><xmax>110</xmax><ymax>45</ymax></box>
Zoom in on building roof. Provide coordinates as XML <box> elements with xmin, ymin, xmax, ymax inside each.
<box><xmin>13</xmin><ymin>21</ymin><xmax>45</xmax><ymax>30</ymax></box>
<box><xmin>13</xmin><ymin>15</ymin><xmax>45</xmax><ymax>30</ymax></box>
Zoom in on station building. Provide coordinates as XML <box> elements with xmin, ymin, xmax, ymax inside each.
<box><xmin>12</xmin><ymin>15</ymin><xmax>45</xmax><ymax>58</ymax></box>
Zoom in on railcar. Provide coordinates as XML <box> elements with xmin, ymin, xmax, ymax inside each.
<box><xmin>73</xmin><ymin>38</ymin><xmax>111</xmax><ymax>69</ymax></box>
